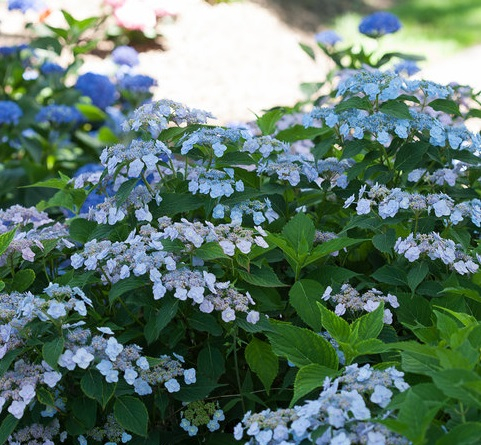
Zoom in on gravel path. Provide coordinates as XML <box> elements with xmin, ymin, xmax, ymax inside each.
<box><xmin>2</xmin><ymin>0</ymin><xmax>481</xmax><ymax>125</ymax></box>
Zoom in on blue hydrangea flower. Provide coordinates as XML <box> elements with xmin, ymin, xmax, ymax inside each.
<box><xmin>118</xmin><ymin>74</ymin><xmax>156</xmax><ymax>93</ymax></box>
<box><xmin>0</xmin><ymin>44</ymin><xmax>29</xmax><ymax>56</ymax></box>
<box><xmin>0</xmin><ymin>100</ymin><xmax>23</xmax><ymax>125</ymax></box>
<box><xmin>394</xmin><ymin>59</ymin><xmax>421</xmax><ymax>76</ymax></box>
<box><xmin>315</xmin><ymin>30</ymin><xmax>343</xmax><ymax>46</ymax></box>
<box><xmin>112</xmin><ymin>45</ymin><xmax>140</xmax><ymax>67</ymax></box>
<box><xmin>35</xmin><ymin>104</ymin><xmax>83</xmax><ymax>125</ymax></box>
<box><xmin>40</xmin><ymin>62</ymin><xmax>65</xmax><ymax>75</ymax></box>
<box><xmin>359</xmin><ymin>11</ymin><xmax>402</xmax><ymax>38</ymax></box>
<box><xmin>8</xmin><ymin>0</ymin><xmax>45</xmax><ymax>13</ymax></box>
<box><xmin>75</xmin><ymin>72</ymin><xmax>117</xmax><ymax>110</ymax></box>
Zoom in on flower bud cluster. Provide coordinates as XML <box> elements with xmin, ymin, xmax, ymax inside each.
<box><xmin>394</xmin><ymin>232</ymin><xmax>479</xmax><ymax>274</ymax></box>
<box><xmin>322</xmin><ymin>283</ymin><xmax>399</xmax><ymax>324</ymax></box>
<box><xmin>6</xmin><ymin>419</ymin><xmax>64</xmax><ymax>445</ymax></box>
<box><xmin>180</xmin><ymin>401</ymin><xmax>225</xmax><ymax>436</ymax></box>
<box><xmin>242</xmin><ymin>135</ymin><xmax>289</xmax><ymax>158</ymax></box>
<box><xmin>121</xmin><ymin>99</ymin><xmax>215</xmax><ymax>137</ymax></box>
<box><xmin>234</xmin><ymin>364</ymin><xmax>409</xmax><ymax>445</ymax></box>
<box><xmin>407</xmin><ymin>166</ymin><xmax>462</xmax><ymax>186</ymax></box>
<box><xmin>79</xmin><ymin>414</ymin><xmax>132</xmax><ymax>445</ymax></box>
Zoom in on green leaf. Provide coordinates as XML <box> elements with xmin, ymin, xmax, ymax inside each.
<box><xmin>195</xmin><ymin>242</ymin><xmax>230</xmax><ymax>260</ymax></box>
<box><xmin>188</xmin><ymin>311</ymin><xmax>222</xmax><ymax>336</ymax></box>
<box><xmin>0</xmin><ymin>228</ymin><xmax>16</xmax><ymax>257</ymax></box>
<box><xmin>394</xmin><ymin>141</ymin><xmax>429</xmax><ymax>173</ymax></box>
<box><xmin>267</xmin><ymin>321</ymin><xmax>338</xmax><ymax>369</ymax></box>
<box><xmin>436</xmin><ymin>422</ymin><xmax>481</xmax><ymax>445</ymax></box>
<box><xmin>238</xmin><ymin>265</ymin><xmax>286</xmax><ymax>287</ymax></box>
<box><xmin>372</xmin><ymin>264</ymin><xmax>408</xmax><ymax>287</ymax></box>
<box><xmin>282</xmin><ymin>212</ymin><xmax>315</xmax><ymax>255</ymax></box>
<box><xmin>335</xmin><ymin>96</ymin><xmax>372</xmax><ymax>112</ymax></box>
<box><xmin>407</xmin><ymin>262</ymin><xmax>429</xmax><ymax>293</ymax></box>
<box><xmin>299</xmin><ymin>42</ymin><xmax>316</xmax><ymax>60</ymax></box>
<box><xmin>303</xmin><ymin>238</ymin><xmax>366</xmax><ymax>267</ymax></box>
<box><xmin>256</xmin><ymin>108</ymin><xmax>285</xmax><ymax>135</ymax></box>
<box><xmin>109</xmin><ymin>277</ymin><xmax>146</xmax><ymax>304</ymax></box>
<box><xmin>80</xmin><ymin>370</ymin><xmax>116</xmax><ymax>409</ymax></box>
<box><xmin>76</xmin><ymin>103</ymin><xmax>107</xmax><ymax>121</ymax></box>
<box><xmin>69</xmin><ymin>218</ymin><xmax>98</xmax><ymax>243</ymax></box>
<box><xmin>275</xmin><ymin>125</ymin><xmax>330</xmax><ymax>142</ymax></box>
<box><xmin>10</xmin><ymin>269</ymin><xmax>35</xmax><ymax>292</ymax></box>
<box><xmin>174</xmin><ymin>375</ymin><xmax>225</xmax><ymax>402</ymax></box>
<box><xmin>114</xmin><ymin>396</ymin><xmax>149</xmax><ymax>437</ymax></box>
<box><xmin>115</xmin><ymin>178</ymin><xmax>139</xmax><ymax>206</ymax></box>
<box><xmin>245</xmin><ymin>338</ymin><xmax>279</xmax><ymax>393</ymax></box>
<box><xmin>42</xmin><ymin>337</ymin><xmax>64</xmax><ymax>370</ymax></box>
<box><xmin>197</xmin><ymin>346</ymin><xmax>225</xmax><ymax>381</ymax></box>
<box><xmin>428</xmin><ymin>98</ymin><xmax>461</xmax><ymax>116</ymax></box>
<box><xmin>0</xmin><ymin>415</ymin><xmax>19</xmax><ymax>445</ymax></box>
<box><xmin>318</xmin><ymin>302</ymin><xmax>351</xmax><ymax>343</ymax></box>
<box><xmin>155</xmin><ymin>193</ymin><xmax>205</xmax><ymax>216</ymax></box>
<box><xmin>144</xmin><ymin>296</ymin><xmax>179</xmax><ymax>344</ymax></box>
<box><xmin>289</xmin><ymin>280</ymin><xmax>324</xmax><ymax>331</ymax></box>
<box><xmin>432</xmin><ymin>369</ymin><xmax>481</xmax><ymax>409</ymax></box>
<box><xmin>292</xmin><ymin>364</ymin><xmax>338</xmax><ymax>406</ymax></box>
<box><xmin>350</xmin><ymin>302</ymin><xmax>384</xmax><ymax>341</ymax></box>
<box><xmin>372</xmin><ymin>229</ymin><xmax>396</xmax><ymax>254</ymax></box>
<box><xmin>70</xmin><ymin>397</ymin><xmax>97</xmax><ymax>430</ymax></box>
<box><xmin>379</xmin><ymin>100</ymin><xmax>413</xmax><ymax>119</ymax></box>
<box><xmin>36</xmin><ymin>386</ymin><xmax>56</xmax><ymax>407</ymax></box>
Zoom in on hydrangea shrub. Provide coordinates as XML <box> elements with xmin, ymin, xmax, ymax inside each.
<box><xmin>2</xmin><ymin>9</ymin><xmax>481</xmax><ymax>445</ymax></box>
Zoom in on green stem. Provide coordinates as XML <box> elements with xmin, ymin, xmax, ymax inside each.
<box><xmin>232</xmin><ymin>328</ymin><xmax>246</xmax><ymax>413</ymax></box>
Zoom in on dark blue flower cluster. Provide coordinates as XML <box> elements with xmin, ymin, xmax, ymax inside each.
<box><xmin>111</xmin><ymin>46</ymin><xmax>140</xmax><ymax>67</ymax></box>
<box><xmin>35</xmin><ymin>104</ymin><xmax>83</xmax><ymax>125</ymax></box>
<box><xmin>0</xmin><ymin>44</ymin><xmax>29</xmax><ymax>57</ymax></box>
<box><xmin>358</xmin><ymin>11</ymin><xmax>401</xmax><ymax>38</ymax></box>
<box><xmin>40</xmin><ymin>62</ymin><xmax>65</xmax><ymax>75</ymax></box>
<box><xmin>75</xmin><ymin>72</ymin><xmax>117</xmax><ymax>110</ymax></box>
<box><xmin>117</xmin><ymin>74</ymin><xmax>157</xmax><ymax>93</ymax></box>
<box><xmin>8</xmin><ymin>0</ymin><xmax>45</xmax><ymax>13</ymax></box>
<box><xmin>0</xmin><ymin>100</ymin><xmax>23</xmax><ymax>125</ymax></box>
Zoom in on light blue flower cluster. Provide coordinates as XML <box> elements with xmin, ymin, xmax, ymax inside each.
<box><xmin>394</xmin><ymin>232</ymin><xmax>479</xmax><ymax>274</ymax></box>
<box><xmin>242</xmin><ymin>135</ymin><xmax>289</xmax><ymax>158</ymax></box>
<box><xmin>181</xmin><ymin>127</ymin><xmax>247</xmax><ymax>158</ymax></box>
<box><xmin>315</xmin><ymin>30</ymin><xmax>343</xmax><ymax>47</ymax></box>
<box><xmin>0</xmin><ymin>100</ymin><xmax>23</xmax><ymax>125</ymax></box>
<box><xmin>187</xmin><ymin>166</ymin><xmax>245</xmax><ymax>198</ymax></box>
<box><xmin>111</xmin><ymin>45</ymin><xmax>140</xmax><ymax>67</ymax></box>
<box><xmin>122</xmin><ymin>99</ymin><xmax>215</xmax><ymax>137</ymax></box>
<box><xmin>234</xmin><ymin>364</ymin><xmax>409</xmax><ymax>444</ymax></box>
<box><xmin>8</xmin><ymin>0</ymin><xmax>45</xmax><ymax>13</ymax></box>
<box><xmin>212</xmin><ymin>198</ymin><xmax>279</xmax><ymax>225</ymax></box>
<box><xmin>344</xmin><ymin>184</ymin><xmax>481</xmax><ymax>227</ymax></box>
<box><xmin>35</xmin><ymin>104</ymin><xmax>84</xmax><ymax>125</ymax></box>
<box><xmin>78</xmin><ymin>414</ymin><xmax>132</xmax><ymax>445</ymax></box>
<box><xmin>6</xmin><ymin>419</ymin><xmax>62</xmax><ymax>445</ymax></box>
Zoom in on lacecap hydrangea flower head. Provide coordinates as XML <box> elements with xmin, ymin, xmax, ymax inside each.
<box><xmin>358</xmin><ymin>11</ymin><xmax>402</xmax><ymax>38</ymax></box>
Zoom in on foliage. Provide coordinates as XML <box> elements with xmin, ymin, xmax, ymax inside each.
<box><xmin>2</xmin><ymin>8</ymin><xmax>481</xmax><ymax>445</ymax></box>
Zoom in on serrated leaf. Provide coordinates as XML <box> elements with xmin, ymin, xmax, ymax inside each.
<box><xmin>42</xmin><ymin>337</ymin><xmax>64</xmax><ymax>370</ymax></box>
<box><xmin>292</xmin><ymin>364</ymin><xmax>338</xmax><ymax>406</ymax></box>
<box><xmin>188</xmin><ymin>311</ymin><xmax>222</xmax><ymax>336</ymax></box>
<box><xmin>304</xmin><ymin>238</ymin><xmax>366</xmax><ymax>267</ymax></box>
<box><xmin>436</xmin><ymin>422</ymin><xmax>481</xmax><ymax>445</ymax></box>
<box><xmin>36</xmin><ymin>386</ymin><xmax>56</xmax><ymax>406</ymax></box>
<box><xmin>289</xmin><ymin>280</ymin><xmax>324</xmax><ymax>331</ymax></box>
<box><xmin>115</xmin><ymin>178</ymin><xmax>139</xmax><ymax>206</ymax></box>
<box><xmin>80</xmin><ymin>370</ymin><xmax>116</xmax><ymax>409</ymax></box>
<box><xmin>428</xmin><ymin>98</ymin><xmax>461</xmax><ymax>116</ymax></box>
<box><xmin>69</xmin><ymin>218</ymin><xmax>98</xmax><ymax>243</ymax></box>
<box><xmin>407</xmin><ymin>262</ymin><xmax>429</xmax><ymax>293</ymax></box>
<box><xmin>256</xmin><ymin>108</ymin><xmax>285</xmax><ymax>135</ymax></box>
<box><xmin>267</xmin><ymin>321</ymin><xmax>338</xmax><ymax>369</ymax></box>
<box><xmin>109</xmin><ymin>277</ymin><xmax>146</xmax><ymax>304</ymax></box>
<box><xmin>335</xmin><ymin>96</ymin><xmax>372</xmax><ymax>112</ymax></box>
<box><xmin>245</xmin><ymin>338</ymin><xmax>278</xmax><ymax>393</ymax></box>
<box><xmin>195</xmin><ymin>242</ymin><xmax>230</xmax><ymax>260</ymax></box>
<box><xmin>372</xmin><ymin>229</ymin><xmax>396</xmax><ymax>254</ymax></box>
<box><xmin>144</xmin><ymin>296</ymin><xmax>179</xmax><ymax>344</ymax></box>
<box><xmin>0</xmin><ymin>415</ymin><xmax>19</xmax><ymax>445</ymax></box>
<box><xmin>299</xmin><ymin>42</ymin><xmax>316</xmax><ymax>60</ymax></box>
<box><xmin>238</xmin><ymin>265</ymin><xmax>286</xmax><ymax>287</ymax></box>
<box><xmin>350</xmin><ymin>302</ymin><xmax>384</xmax><ymax>341</ymax></box>
<box><xmin>197</xmin><ymin>346</ymin><xmax>225</xmax><ymax>381</ymax></box>
<box><xmin>372</xmin><ymin>264</ymin><xmax>408</xmax><ymax>286</ymax></box>
<box><xmin>282</xmin><ymin>212</ymin><xmax>315</xmax><ymax>255</ymax></box>
<box><xmin>318</xmin><ymin>302</ymin><xmax>351</xmax><ymax>343</ymax></box>
<box><xmin>0</xmin><ymin>228</ymin><xmax>16</xmax><ymax>257</ymax></box>
<box><xmin>114</xmin><ymin>396</ymin><xmax>148</xmax><ymax>437</ymax></box>
<box><xmin>379</xmin><ymin>100</ymin><xmax>413</xmax><ymax>119</ymax></box>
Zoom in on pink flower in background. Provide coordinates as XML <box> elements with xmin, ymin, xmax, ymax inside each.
<box><xmin>103</xmin><ymin>0</ymin><xmax>125</xmax><ymax>7</ymax></box>
<box><xmin>113</xmin><ymin>0</ymin><xmax>157</xmax><ymax>31</ymax></box>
